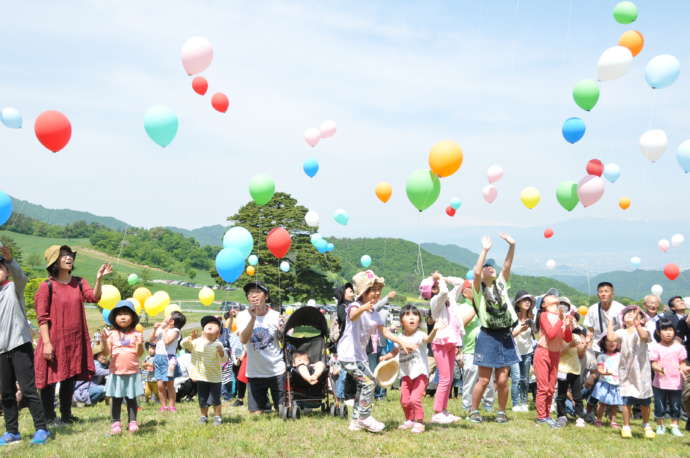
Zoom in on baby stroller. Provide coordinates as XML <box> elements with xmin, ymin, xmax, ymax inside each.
<box><xmin>280</xmin><ymin>306</ymin><xmax>334</xmax><ymax>420</ymax></box>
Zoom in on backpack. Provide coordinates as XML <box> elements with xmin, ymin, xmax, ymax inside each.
<box><xmin>45</xmin><ymin>276</ymin><xmax>84</xmax><ymax>307</ymax></box>
<box><xmin>329</xmin><ymin>317</ymin><xmax>341</xmax><ymax>344</ymax></box>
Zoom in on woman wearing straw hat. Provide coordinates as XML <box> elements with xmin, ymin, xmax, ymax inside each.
<box><xmin>34</xmin><ymin>245</ymin><xmax>111</xmax><ymax>426</ymax></box>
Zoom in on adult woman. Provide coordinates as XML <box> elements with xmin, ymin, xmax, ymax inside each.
<box><xmin>34</xmin><ymin>245</ymin><xmax>111</xmax><ymax>425</ymax></box>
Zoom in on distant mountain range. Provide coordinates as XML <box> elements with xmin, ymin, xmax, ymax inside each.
<box><xmin>165</xmin><ymin>225</ymin><xmax>226</xmax><ymax>247</ymax></box>
<box><xmin>11</xmin><ymin>197</ymin><xmax>130</xmax><ymax>231</ymax></box>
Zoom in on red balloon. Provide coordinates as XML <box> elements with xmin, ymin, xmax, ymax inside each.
<box><xmin>211</xmin><ymin>92</ymin><xmax>229</xmax><ymax>113</ymax></box>
<box><xmin>266</xmin><ymin>227</ymin><xmax>291</xmax><ymax>259</ymax></box>
<box><xmin>192</xmin><ymin>76</ymin><xmax>208</xmax><ymax>95</ymax></box>
<box><xmin>544</xmin><ymin>228</ymin><xmax>554</xmax><ymax>239</ymax></box>
<box><xmin>34</xmin><ymin>110</ymin><xmax>72</xmax><ymax>153</ymax></box>
<box><xmin>586</xmin><ymin>159</ymin><xmax>604</xmax><ymax>177</ymax></box>
<box><xmin>664</xmin><ymin>263</ymin><xmax>680</xmax><ymax>281</ymax></box>
<box><xmin>445</xmin><ymin>206</ymin><xmax>456</xmax><ymax>217</ymax></box>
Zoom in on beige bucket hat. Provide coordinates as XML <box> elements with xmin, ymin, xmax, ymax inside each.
<box><xmin>352</xmin><ymin>270</ymin><xmax>385</xmax><ymax>300</ymax></box>
<box><xmin>373</xmin><ymin>356</ymin><xmax>399</xmax><ymax>389</ymax></box>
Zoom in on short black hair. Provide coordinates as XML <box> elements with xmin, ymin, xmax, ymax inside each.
<box><xmin>170</xmin><ymin>311</ymin><xmax>186</xmax><ymax>330</ymax></box>
<box><xmin>655</xmin><ymin>318</ymin><xmax>676</xmax><ymax>342</ymax></box>
<box><xmin>145</xmin><ymin>342</ymin><xmax>155</xmax><ymax>350</ymax></box>
<box><xmin>668</xmin><ymin>296</ymin><xmax>683</xmax><ymax>309</ymax></box>
<box><xmin>597</xmin><ymin>282</ymin><xmax>614</xmax><ymax>290</ymax></box>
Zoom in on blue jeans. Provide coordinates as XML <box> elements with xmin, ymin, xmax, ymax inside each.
<box><xmin>653</xmin><ymin>387</ymin><xmax>682</xmax><ymax>419</ymax></box>
<box><xmin>510</xmin><ymin>352</ymin><xmax>532</xmax><ymax>407</ymax></box>
<box><xmin>88</xmin><ymin>384</ymin><xmax>106</xmax><ymax>404</ymax></box>
<box><xmin>221</xmin><ymin>381</ymin><xmax>235</xmax><ymax>400</ymax></box>
<box><xmin>335</xmin><ymin>369</ymin><xmax>346</xmax><ymax>400</ymax></box>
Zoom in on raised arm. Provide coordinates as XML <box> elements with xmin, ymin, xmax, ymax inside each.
<box><xmin>473</xmin><ymin>236</ymin><xmax>492</xmax><ymax>291</ymax></box>
<box><xmin>349</xmin><ymin>302</ymin><xmax>373</xmax><ymax>322</ymax></box>
<box><xmin>606</xmin><ymin>315</ymin><xmax>619</xmax><ymax>343</ymax></box>
<box><xmin>498</xmin><ymin>233</ymin><xmax>516</xmax><ymax>282</ymax></box>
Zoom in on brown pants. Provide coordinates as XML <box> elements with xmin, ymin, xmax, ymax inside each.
<box><xmin>144</xmin><ymin>381</ymin><xmax>158</xmax><ymax>401</ymax></box>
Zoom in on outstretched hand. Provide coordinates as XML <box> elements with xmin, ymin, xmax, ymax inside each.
<box><xmin>499</xmin><ymin>233</ymin><xmax>515</xmax><ymax>246</ymax></box>
<box><xmin>481</xmin><ymin>236</ymin><xmax>492</xmax><ymax>251</ymax></box>
<box><xmin>96</xmin><ymin>264</ymin><xmax>113</xmax><ymax>280</ymax></box>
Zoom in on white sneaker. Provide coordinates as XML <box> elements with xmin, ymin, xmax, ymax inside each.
<box><xmin>512</xmin><ymin>405</ymin><xmax>522</xmax><ymax>412</ymax></box>
<box><xmin>575</xmin><ymin>418</ymin><xmax>586</xmax><ymax>427</ymax></box>
<box><xmin>344</xmin><ymin>399</ymin><xmax>355</xmax><ymax>407</ymax></box>
<box><xmin>398</xmin><ymin>420</ymin><xmax>414</xmax><ymax>430</ymax></box>
<box><xmin>521</xmin><ymin>404</ymin><xmax>529</xmax><ymax>412</ymax></box>
<box><xmin>431</xmin><ymin>413</ymin><xmax>453</xmax><ymax>424</ymax></box>
<box><xmin>358</xmin><ymin>416</ymin><xmax>385</xmax><ymax>433</ymax></box>
<box><xmin>443</xmin><ymin>411</ymin><xmax>460</xmax><ymax>422</ymax></box>
<box><xmin>348</xmin><ymin>420</ymin><xmax>363</xmax><ymax>431</ymax></box>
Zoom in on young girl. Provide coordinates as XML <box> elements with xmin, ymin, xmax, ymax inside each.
<box><xmin>150</xmin><ymin>311</ymin><xmax>186</xmax><ymax>412</ymax></box>
<box><xmin>102</xmin><ymin>300</ymin><xmax>144</xmax><ymax>434</ymax></box>
<box><xmin>592</xmin><ymin>336</ymin><xmax>623</xmax><ymax>428</ymax></box>
<box><xmin>511</xmin><ymin>290</ymin><xmax>535</xmax><ymax>412</ymax></box>
<box><xmin>420</xmin><ymin>271</ymin><xmax>464</xmax><ymax>424</ymax></box>
<box><xmin>534</xmin><ymin>294</ymin><xmax>573</xmax><ymax>427</ymax></box>
<box><xmin>380</xmin><ymin>305</ymin><xmax>438</xmax><ymax>433</ymax></box>
<box><xmin>556</xmin><ymin>319</ymin><xmax>587</xmax><ymax>427</ymax></box>
<box><xmin>607</xmin><ymin>305</ymin><xmax>655</xmax><ymax>439</ymax></box>
<box><xmin>650</xmin><ymin>318</ymin><xmax>689</xmax><ymax>437</ymax></box>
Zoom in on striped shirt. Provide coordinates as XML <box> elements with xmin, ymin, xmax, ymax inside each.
<box><xmin>181</xmin><ymin>337</ymin><xmax>228</xmax><ymax>383</ymax></box>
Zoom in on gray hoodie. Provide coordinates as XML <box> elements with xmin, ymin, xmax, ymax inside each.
<box><xmin>0</xmin><ymin>259</ymin><xmax>31</xmax><ymax>354</ymax></box>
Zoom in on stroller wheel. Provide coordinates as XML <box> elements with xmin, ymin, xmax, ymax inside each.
<box><xmin>330</xmin><ymin>403</ymin><xmax>337</xmax><ymax>416</ymax></box>
<box><xmin>291</xmin><ymin>404</ymin><xmax>301</xmax><ymax>420</ymax></box>
<box><xmin>339</xmin><ymin>405</ymin><xmax>348</xmax><ymax>418</ymax></box>
<box><xmin>279</xmin><ymin>404</ymin><xmax>288</xmax><ymax>420</ymax></box>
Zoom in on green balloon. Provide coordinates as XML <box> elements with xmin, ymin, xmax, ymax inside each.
<box><xmin>572</xmin><ymin>79</ymin><xmax>600</xmax><ymax>111</ymax></box>
<box><xmin>144</xmin><ymin>105</ymin><xmax>178</xmax><ymax>147</ymax></box>
<box><xmin>556</xmin><ymin>181</ymin><xmax>579</xmax><ymax>212</ymax></box>
<box><xmin>127</xmin><ymin>273</ymin><xmax>139</xmax><ymax>286</ymax></box>
<box><xmin>249</xmin><ymin>174</ymin><xmax>275</xmax><ymax>206</ymax></box>
<box><xmin>406</xmin><ymin>169</ymin><xmax>441</xmax><ymax>212</ymax></box>
<box><xmin>613</xmin><ymin>1</ymin><xmax>637</xmax><ymax>24</ymax></box>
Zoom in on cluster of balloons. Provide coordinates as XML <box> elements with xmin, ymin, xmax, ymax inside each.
<box><xmin>35</xmin><ymin>110</ymin><xmax>72</xmax><ymax>153</ymax></box>
<box><xmin>406</xmin><ymin>140</ymin><xmax>463</xmax><ymax>212</ymax></box>
<box><xmin>556</xmin><ymin>158</ymin><xmax>618</xmax><ymax>212</ymax></box>
<box><xmin>483</xmin><ymin>164</ymin><xmax>503</xmax><ymax>204</ymax></box>
<box><xmin>1</xmin><ymin>107</ymin><xmax>21</xmax><ymax>129</ymax></box>
<box><xmin>658</xmin><ymin>233</ymin><xmax>684</xmax><ymax>253</ymax></box>
<box><xmin>145</xmin><ymin>291</ymin><xmax>172</xmax><ymax>316</ymax></box>
<box><xmin>304</xmin><ymin>120</ymin><xmax>336</xmax><ymax>148</ymax></box>
<box><xmin>249</xmin><ymin>174</ymin><xmax>275</xmax><ymax>206</ymax></box>
<box><xmin>215</xmin><ymin>226</ymin><xmax>254</xmax><ymax>283</ymax></box>
<box><xmin>445</xmin><ymin>197</ymin><xmax>462</xmax><ymax>217</ymax></box>
<box><xmin>310</xmin><ymin>233</ymin><xmax>334</xmax><ymax>254</ymax></box>
<box><xmin>333</xmin><ymin>209</ymin><xmax>349</xmax><ymax>225</ymax></box>
<box><xmin>199</xmin><ymin>286</ymin><xmax>215</xmax><ymax>306</ymax></box>
<box><xmin>182</xmin><ymin>38</ymin><xmax>228</xmax><ymax>113</ymax></box>
<box><xmin>0</xmin><ymin>191</ymin><xmax>13</xmax><ymax>226</ymax></box>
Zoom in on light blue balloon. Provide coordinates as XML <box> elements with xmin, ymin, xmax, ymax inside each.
<box><xmin>465</xmin><ymin>270</ymin><xmax>474</xmax><ymax>281</ymax></box>
<box><xmin>303</xmin><ymin>158</ymin><xmax>319</xmax><ymax>178</ymax></box>
<box><xmin>450</xmin><ymin>197</ymin><xmax>462</xmax><ymax>210</ymax></box>
<box><xmin>223</xmin><ymin>227</ymin><xmax>254</xmax><ymax>259</ymax></box>
<box><xmin>313</xmin><ymin>238</ymin><xmax>328</xmax><ymax>253</ymax></box>
<box><xmin>247</xmin><ymin>254</ymin><xmax>259</xmax><ymax>266</ymax></box>
<box><xmin>562</xmin><ymin>117</ymin><xmax>586</xmax><ymax>144</ymax></box>
<box><xmin>645</xmin><ymin>54</ymin><xmax>681</xmax><ymax>89</ymax></box>
<box><xmin>360</xmin><ymin>255</ymin><xmax>372</xmax><ymax>268</ymax></box>
<box><xmin>333</xmin><ymin>209</ymin><xmax>349</xmax><ymax>226</ymax></box>
<box><xmin>280</xmin><ymin>261</ymin><xmax>290</xmax><ymax>272</ymax></box>
<box><xmin>0</xmin><ymin>191</ymin><xmax>12</xmax><ymax>225</ymax></box>
<box><xmin>677</xmin><ymin>141</ymin><xmax>690</xmax><ymax>173</ymax></box>
<box><xmin>102</xmin><ymin>307</ymin><xmax>111</xmax><ymax>325</ymax></box>
<box><xmin>144</xmin><ymin>105</ymin><xmax>178</xmax><ymax>147</ymax></box>
<box><xmin>603</xmin><ymin>163</ymin><xmax>621</xmax><ymax>183</ymax></box>
<box><xmin>215</xmin><ymin>247</ymin><xmax>245</xmax><ymax>283</ymax></box>
<box><xmin>630</xmin><ymin>257</ymin><xmax>641</xmax><ymax>267</ymax></box>
<box><xmin>1</xmin><ymin>107</ymin><xmax>22</xmax><ymax>129</ymax></box>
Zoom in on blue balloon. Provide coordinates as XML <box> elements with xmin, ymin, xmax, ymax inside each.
<box><xmin>678</xmin><ymin>141</ymin><xmax>690</xmax><ymax>173</ymax></box>
<box><xmin>247</xmin><ymin>254</ymin><xmax>259</xmax><ymax>266</ymax></box>
<box><xmin>102</xmin><ymin>307</ymin><xmax>111</xmax><ymax>325</ymax></box>
<box><xmin>645</xmin><ymin>54</ymin><xmax>680</xmax><ymax>89</ymax></box>
<box><xmin>465</xmin><ymin>270</ymin><xmax>474</xmax><ymax>281</ymax></box>
<box><xmin>0</xmin><ymin>191</ymin><xmax>12</xmax><ymax>225</ymax></box>
<box><xmin>313</xmin><ymin>238</ymin><xmax>328</xmax><ymax>253</ymax></box>
<box><xmin>603</xmin><ymin>163</ymin><xmax>621</xmax><ymax>183</ymax></box>
<box><xmin>303</xmin><ymin>158</ymin><xmax>319</xmax><ymax>178</ymax></box>
<box><xmin>450</xmin><ymin>197</ymin><xmax>462</xmax><ymax>210</ymax></box>
<box><xmin>326</xmin><ymin>242</ymin><xmax>335</xmax><ymax>252</ymax></box>
<box><xmin>144</xmin><ymin>105</ymin><xmax>178</xmax><ymax>147</ymax></box>
<box><xmin>333</xmin><ymin>209</ymin><xmax>349</xmax><ymax>226</ymax></box>
<box><xmin>223</xmin><ymin>227</ymin><xmax>254</xmax><ymax>259</ymax></box>
<box><xmin>562</xmin><ymin>117</ymin><xmax>586</xmax><ymax>144</ymax></box>
<box><xmin>215</xmin><ymin>247</ymin><xmax>245</xmax><ymax>283</ymax></box>
<box><xmin>360</xmin><ymin>255</ymin><xmax>372</xmax><ymax>268</ymax></box>
<box><xmin>1</xmin><ymin>107</ymin><xmax>22</xmax><ymax>129</ymax></box>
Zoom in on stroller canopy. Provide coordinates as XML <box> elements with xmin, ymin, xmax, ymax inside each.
<box><xmin>284</xmin><ymin>306</ymin><xmax>329</xmax><ymax>338</ymax></box>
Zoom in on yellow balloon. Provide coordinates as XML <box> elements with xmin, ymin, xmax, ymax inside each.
<box><xmin>144</xmin><ymin>291</ymin><xmax>170</xmax><ymax>317</ymax></box>
<box><xmin>127</xmin><ymin>297</ymin><xmax>142</xmax><ymax>314</ymax></box>
<box><xmin>428</xmin><ymin>140</ymin><xmax>463</xmax><ymax>178</ymax></box>
<box><xmin>135</xmin><ymin>323</ymin><xmax>144</xmax><ymax>332</ymax></box>
<box><xmin>578</xmin><ymin>305</ymin><xmax>589</xmax><ymax>317</ymax></box>
<box><xmin>520</xmin><ymin>187</ymin><xmax>541</xmax><ymax>209</ymax></box>
<box><xmin>246</xmin><ymin>265</ymin><xmax>256</xmax><ymax>276</ymax></box>
<box><xmin>164</xmin><ymin>303</ymin><xmax>181</xmax><ymax>318</ymax></box>
<box><xmin>98</xmin><ymin>285</ymin><xmax>121</xmax><ymax>310</ymax></box>
<box><xmin>133</xmin><ymin>287</ymin><xmax>152</xmax><ymax>309</ymax></box>
<box><xmin>199</xmin><ymin>286</ymin><xmax>215</xmax><ymax>306</ymax></box>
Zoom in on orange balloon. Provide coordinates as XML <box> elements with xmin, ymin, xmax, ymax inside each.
<box><xmin>577</xmin><ymin>305</ymin><xmax>589</xmax><ymax>317</ymax></box>
<box><xmin>246</xmin><ymin>265</ymin><xmax>255</xmax><ymax>276</ymax></box>
<box><xmin>619</xmin><ymin>197</ymin><xmax>631</xmax><ymax>210</ymax></box>
<box><xmin>375</xmin><ymin>182</ymin><xmax>392</xmax><ymax>203</ymax></box>
<box><xmin>428</xmin><ymin>140</ymin><xmax>463</xmax><ymax>178</ymax></box>
<box><xmin>618</xmin><ymin>30</ymin><xmax>644</xmax><ymax>57</ymax></box>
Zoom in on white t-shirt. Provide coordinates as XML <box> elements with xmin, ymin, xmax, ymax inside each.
<box><xmin>583</xmin><ymin>301</ymin><xmax>624</xmax><ymax>352</ymax></box>
<box><xmin>396</xmin><ymin>330</ymin><xmax>429</xmax><ymax>380</ymax></box>
<box><xmin>513</xmin><ymin>318</ymin><xmax>535</xmax><ymax>356</ymax></box>
<box><xmin>236</xmin><ymin>309</ymin><xmax>286</xmax><ymax>378</ymax></box>
<box><xmin>336</xmin><ymin>302</ymin><xmax>383</xmax><ymax>363</ymax></box>
<box><xmin>155</xmin><ymin>327</ymin><xmax>181</xmax><ymax>355</ymax></box>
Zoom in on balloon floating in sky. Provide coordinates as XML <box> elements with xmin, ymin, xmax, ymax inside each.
<box><xmin>586</xmin><ymin>159</ymin><xmax>604</xmax><ymax>177</ymax></box>
<box><xmin>360</xmin><ymin>255</ymin><xmax>372</xmax><ymax>268</ymax></box>
<box><xmin>630</xmin><ymin>256</ymin><xmax>641</xmax><ymax>267</ymax></box>
<box><xmin>127</xmin><ymin>273</ymin><xmax>139</xmax><ymax>286</ymax></box>
<box><xmin>603</xmin><ymin>163</ymin><xmax>621</xmax><ymax>183</ymax></box>
<box><xmin>35</xmin><ymin>110</ymin><xmax>72</xmax><ymax>152</ymax></box>
<box><xmin>613</xmin><ymin>1</ymin><xmax>638</xmax><ymax>24</ymax></box>
<box><xmin>520</xmin><ymin>187</ymin><xmax>541</xmax><ymax>209</ymax></box>
<box><xmin>597</xmin><ymin>46</ymin><xmax>633</xmax><ymax>81</ymax></box>
<box><xmin>562</xmin><ymin>117</ymin><xmax>586</xmax><ymax>144</ymax></box>
<box><xmin>619</xmin><ymin>197</ymin><xmax>631</xmax><ymax>210</ymax></box>
<box><xmin>247</xmin><ymin>254</ymin><xmax>258</xmax><ymax>266</ymax></box>
<box><xmin>181</xmin><ymin>36</ymin><xmax>213</xmax><ymax>75</ymax></box>
<box><xmin>375</xmin><ymin>182</ymin><xmax>392</xmax><ymax>203</ymax></box>
<box><xmin>1</xmin><ymin>107</ymin><xmax>22</xmax><ymax>129</ymax></box>
<box><xmin>672</xmin><ymin>233</ymin><xmax>685</xmax><ymax>248</ymax></box>
<box><xmin>645</xmin><ymin>55</ymin><xmax>680</xmax><ymax>89</ymax></box>
<box><xmin>333</xmin><ymin>209</ymin><xmax>349</xmax><ymax>226</ymax></box>
<box><xmin>192</xmin><ymin>76</ymin><xmax>208</xmax><ymax>95</ymax></box>
<box><xmin>445</xmin><ymin>205</ymin><xmax>456</xmax><ymax>217</ymax></box>
<box><xmin>544</xmin><ymin>228</ymin><xmax>554</xmax><ymax>239</ymax></box>
<box><xmin>450</xmin><ymin>197</ymin><xmax>462</xmax><ymax>210</ymax></box>
<box><xmin>677</xmin><ymin>140</ymin><xmax>690</xmax><ymax>173</ymax></box>
<box><xmin>651</xmin><ymin>284</ymin><xmax>663</xmax><ymax>297</ymax></box>
<box><xmin>280</xmin><ymin>261</ymin><xmax>290</xmax><ymax>273</ymax></box>
<box><xmin>545</xmin><ymin>259</ymin><xmax>557</xmax><ymax>270</ymax></box>
<box><xmin>319</xmin><ymin>120</ymin><xmax>336</xmax><ymax>138</ymax></box>
<box><xmin>249</xmin><ymin>174</ymin><xmax>275</xmax><ymax>206</ymax></box>
<box><xmin>658</xmin><ymin>239</ymin><xmax>670</xmax><ymax>253</ymax></box>
<box><xmin>428</xmin><ymin>140</ymin><xmax>463</xmax><ymax>178</ymax></box>
<box><xmin>0</xmin><ymin>191</ymin><xmax>13</xmax><ymax>225</ymax></box>
<box><xmin>664</xmin><ymin>263</ymin><xmax>680</xmax><ymax>281</ymax></box>
<box><xmin>577</xmin><ymin>175</ymin><xmax>605</xmax><ymax>208</ymax></box>
<box><xmin>303</xmin><ymin>158</ymin><xmax>319</xmax><ymax>178</ymax></box>
<box><xmin>304</xmin><ymin>210</ymin><xmax>319</xmax><ymax>228</ymax></box>
<box><xmin>144</xmin><ymin>105</ymin><xmax>178</xmax><ymax>148</ymax></box>
<box><xmin>266</xmin><ymin>227</ymin><xmax>291</xmax><ymax>259</ymax></box>
<box><xmin>199</xmin><ymin>286</ymin><xmax>215</xmax><ymax>306</ymax></box>
<box><xmin>304</xmin><ymin>128</ymin><xmax>320</xmax><ymax>147</ymax></box>
<box><xmin>640</xmin><ymin>129</ymin><xmax>667</xmax><ymax>162</ymax></box>
<box><xmin>406</xmin><ymin>169</ymin><xmax>441</xmax><ymax>211</ymax></box>
<box><xmin>487</xmin><ymin>164</ymin><xmax>504</xmax><ymax>184</ymax></box>
<box><xmin>572</xmin><ymin>79</ymin><xmax>600</xmax><ymax>111</ymax></box>
<box><xmin>215</xmin><ymin>247</ymin><xmax>245</xmax><ymax>283</ymax></box>
<box><xmin>211</xmin><ymin>93</ymin><xmax>229</xmax><ymax>113</ymax></box>
<box><xmin>618</xmin><ymin>30</ymin><xmax>644</xmax><ymax>57</ymax></box>
<box><xmin>556</xmin><ymin>181</ymin><xmax>579</xmax><ymax>212</ymax></box>
<box><xmin>482</xmin><ymin>185</ymin><xmax>498</xmax><ymax>204</ymax></box>
<box><xmin>223</xmin><ymin>226</ymin><xmax>254</xmax><ymax>259</ymax></box>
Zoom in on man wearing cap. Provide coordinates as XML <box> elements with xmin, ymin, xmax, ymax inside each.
<box><xmin>583</xmin><ymin>282</ymin><xmax>624</xmax><ymax>354</ymax></box>
<box><xmin>236</xmin><ymin>282</ymin><xmax>286</xmax><ymax>414</ymax></box>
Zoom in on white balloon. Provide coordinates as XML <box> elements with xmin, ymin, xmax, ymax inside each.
<box><xmin>487</xmin><ymin>164</ymin><xmax>504</xmax><ymax>184</ymax></box>
<box><xmin>658</xmin><ymin>239</ymin><xmax>670</xmax><ymax>252</ymax></box>
<box><xmin>319</xmin><ymin>120</ymin><xmax>337</xmax><ymax>138</ymax></box>
<box><xmin>630</xmin><ymin>256</ymin><xmax>641</xmax><ymax>267</ymax></box>
<box><xmin>545</xmin><ymin>259</ymin><xmax>557</xmax><ymax>270</ymax></box>
<box><xmin>672</xmin><ymin>233</ymin><xmax>685</xmax><ymax>248</ymax></box>
<box><xmin>597</xmin><ymin>46</ymin><xmax>633</xmax><ymax>81</ymax></box>
<box><xmin>651</xmin><ymin>284</ymin><xmax>663</xmax><ymax>297</ymax></box>
<box><xmin>640</xmin><ymin>129</ymin><xmax>668</xmax><ymax>162</ymax></box>
<box><xmin>305</xmin><ymin>210</ymin><xmax>319</xmax><ymax>228</ymax></box>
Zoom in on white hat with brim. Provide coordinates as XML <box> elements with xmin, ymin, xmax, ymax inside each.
<box><xmin>373</xmin><ymin>356</ymin><xmax>399</xmax><ymax>389</ymax></box>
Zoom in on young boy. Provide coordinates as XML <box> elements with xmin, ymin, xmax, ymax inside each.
<box><xmin>150</xmin><ymin>311</ymin><xmax>186</xmax><ymax>412</ymax></box>
<box><xmin>142</xmin><ymin>343</ymin><xmax>158</xmax><ymax>403</ymax></box>
<box><xmin>181</xmin><ymin>316</ymin><xmax>228</xmax><ymax>425</ymax></box>
<box><xmin>0</xmin><ymin>246</ymin><xmax>50</xmax><ymax>445</ymax></box>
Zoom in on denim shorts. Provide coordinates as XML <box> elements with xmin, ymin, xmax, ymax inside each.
<box><xmin>622</xmin><ymin>396</ymin><xmax>651</xmax><ymax>406</ymax></box>
<box><xmin>473</xmin><ymin>328</ymin><xmax>520</xmax><ymax>369</ymax></box>
<box><xmin>154</xmin><ymin>354</ymin><xmax>181</xmax><ymax>381</ymax></box>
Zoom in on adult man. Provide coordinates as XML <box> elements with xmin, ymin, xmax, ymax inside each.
<box><xmin>583</xmin><ymin>282</ymin><xmax>624</xmax><ymax>353</ymax></box>
<box><xmin>662</xmin><ymin>296</ymin><xmax>687</xmax><ymax>333</ymax></box>
<box><xmin>236</xmin><ymin>282</ymin><xmax>285</xmax><ymax>414</ymax></box>
<box><xmin>642</xmin><ymin>295</ymin><xmax>662</xmax><ymax>338</ymax></box>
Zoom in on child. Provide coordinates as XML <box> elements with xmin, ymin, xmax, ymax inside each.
<box><xmin>380</xmin><ymin>305</ymin><xmax>437</xmax><ymax>433</ymax></box>
<box><xmin>150</xmin><ymin>311</ymin><xmax>186</xmax><ymax>412</ymax></box>
<box><xmin>556</xmin><ymin>320</ymin><xmax>587</xmax><ymax>427</ymax></box>
<box><xmin>293</xmin><ymin>352</ymin><xmax>326</xmax><ymax>385</ymax></box>
<box><xmin>181</xmin><ymin>316</ymin><xmax>228</xmax><ymax>425</ymax></box>
<box><xmin>0</xmin><ymin>246</ymin><xmax>50</xmax><ymax>445</ymax></box>
<box><xmin>102</xmin><ymin>300</ymin><xmax>144</xmax><ymax>434</ymax></box>
<box><xmin>511</xmin><ymin>290</ymin><xmax>535</xmax><ymax>412</ymax></box>
<box><xmin>142</xmin><ymin>343</ymin><xmax>158</xmax><ymax>403</ymax></box>
<box><xmin>650</xmin><ymin>318</ymin><xmax>690</xmax><ymax>437</ymax></box>
<box><xmin>607</xmin><ymin>305</ymin><xmax>655</xmax><ymax>439</ymax></box>
<box><xmin>592</xmin><ymin>336</ymin><xmax>623</xmax><ymax>428</ymax></box>
<box><xmin>534</xmin><ymin>294</ymin><xmax>573</xmax><ymax>428</ymax></box>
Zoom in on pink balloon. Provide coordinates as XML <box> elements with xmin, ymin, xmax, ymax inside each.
<box><xmin>577</xmin><ymin>175</ymin><xmax>605</xmax><ymax>208</ymax></box>
<box><xmin>482</xmin><ymin>185</ymin><xmax>497</xmax><ymax>203</ymax></box>
<box><xmin>181</xmin><ymin>37</ymin><xmax>213</xmax><ymax>75</ymax></box>
<box><xmin>320</xmin><ymin>120</ymin><xmax>336</xmax><ymax>138</ymax></box>
<box><xmin>487</xmin><ymin>164</ymin><xmax>504</xmax><ymax>184</ymax></box>
<box><xmin>304</xmin><ymin>128</ymin><xmax>320</xmax><ymax>147</ymax></box>
<box><xmin>658</xmin><ymin>239</ymin><xmax>670</xmax><ymax>253</ymax></box>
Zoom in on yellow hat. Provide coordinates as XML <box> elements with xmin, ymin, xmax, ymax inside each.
<box><xmin>44</xmin><ymin>245</ymin><xmax>76</xmax><ymax>268</ymax></box>
<box><xmin>373</xmin><ymin>356</ymin><xmax>399</xmax><ymax>389</ymax></box>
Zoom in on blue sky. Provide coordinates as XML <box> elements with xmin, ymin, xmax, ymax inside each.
<box><xmin>1</xmin><ymin>0</ymin><xmax>689</xmax><ymax>271</ymax></box>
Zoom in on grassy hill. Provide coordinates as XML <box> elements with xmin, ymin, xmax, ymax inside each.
<box><xmin>421</xmin><ymin>242</ymin><xmax>478</xmax><ymax>267</ymax></box>
<box><xmin>11</xmin><ymin>196</ymin><xmax>130</xmax><ymax>230</ymax></box>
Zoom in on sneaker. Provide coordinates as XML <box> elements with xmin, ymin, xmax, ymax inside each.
<box><xmin>610</xmin><ymin>421</ymin><xmax>621</xmax><ymax>430</ymax></box>
<box><xmin>442</xmin><ymin>411</ymin><xmax>461</xmax><ymax>422</ymax></box>
<box><xmin>30</xmin><ymin>429</ymin><xmax>50</xmax><ymax>445</ymax></box>
<box><xmin>535</xmin><ymin>418</ymin><xmax>561</xmax><ymax>428</ymax></box>
<box><xmin>670</xmin><ymin>426</ymin><xmax>684</xmax><ymax>437</ymax></box>
<box><xmin>169</xmin><ymin>407</ymin><xmax>177</xmax><ymax>413</ymax></box>
<box><xmin>110</xmin><ymin>421</ymin><xmax>122</xmax><ymax>435</ymax></box>
<box><xmin>644</xmin><ymin>426</ymin><xmax>656</xmax><ymax>439</ymax></box>
<box><xmin>575</xmin><ymin>418</ymin><xmax>586</xmax><ymax>428</ymax></box>
<box><xmin>410</xmin><ymin>422</ymin><xmax>425</xmax><ymax>433</ymax></box>
<box><xmin>348</xmin><ymin>420</ymin><xmax>363</xmax><ymax>432</ymax></box>
<box><xmin>468</xmin><ymin>410</ymin><xmax>483</xmax><ymax>423</ymax></box>
<box><xmin>232</xmin><ymin>400</ymin><xmax>244</xmax><ymax>407</ymax></box>
<box><xmin>128</xmin><ymin>421</ymin><xmax>139</xmax><ymax>433</ymax></box>
<box><xmin>344</xmin><ymin>399</ymin><xmax>355</xmax><ymax>407</ymax></box>
<box><xmin>357</xmin><ymin>416</ymin><xmax>385</xmax><ymax>433</ymax></box>
<box><xmin>621</xmin><ymin>426</ymin><xmax>632</xmax><ymax>438</ymax></box>
<box><xmin>593</xmin><ymin>419</ymin><xmax>603</xmax><ymax>427</ymax></box>
<box><xmin>431</xmin><ymin>413</ymin><xmax>453</xmax><ymax>424</ymax></box>
<box><xmin>512</xmin><ymin>405</ymin><xmax>522</xmax><ymax>412</ymax></box>
<box><xmin>199</xmin><ymin>416</ymin><xmax>208</xmax><ymax>424</ymax></box>
<box><xmin>213</xmin><ymin>416</ymin><xmax>222</xmax><ymax>426</ymax></box>
<box><xmin>398</xmin><ymin>420</ymin><xmax>414</xmax><ymax>430</ymax></box>
<box><xmin>0</xmin><ymin>432</ymin><xmax>21</xmax><ymax>446</ymax></box>
<box><xmin>495</xmin><ymin>411</ymin><xmax>509</xmax><ymax>423</ymax></box>
<box><xmin>521</xmin><ymin>404</ymin><xmax>530</xmax><ymax>412</ymax></box>
<box><xmin>46</xmin><ymin>418</ymin><xmax>63</xmax><ymax>428</ymax></box>
<box><xmin>61</xmin><ymin>415</ymin><xmax>80</xmax><ymax>424</ymax></box>
<box><xmin>556</xmin><ymin>416</ymin><xmax>568</xmax><ymax>428</ymax></box>
<box><xmin>159</xmin><ymin>406</ymin><xmax>168</xmax><ymax>413</ymax></box>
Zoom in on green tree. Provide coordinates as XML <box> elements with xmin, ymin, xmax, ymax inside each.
<box><xmin>24</xmin><ymin>277</ymin><xmax>46</xmax><ymax>322</ymax></box>
<box><xmin>27</xmin><ymin>253</ymin><xmax>42</xmax><ymax>268</ymax></box>
<box><xmin>223</xmin><ymin>192</ymin><xmax>341</xmax><ymax>305</ymax></box>
<box><xmin>108</xmin><ymin>272</ymin><xmax>135</xmax><ymax>300</ymax></box>
<box><xmin>0</xmin><ymin>234</ymin><xmax>23</xmax><ymax>267</ymax></box>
